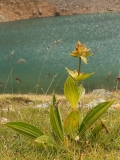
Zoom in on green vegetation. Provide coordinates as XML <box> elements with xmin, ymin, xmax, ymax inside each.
<box><xmin>0</xmin><ymin>41</ymin><xmax>120</xmax><ymax>159</ymax></box>
<box><xmin>0</xmin><ymin>93</ymin><xmax>120</xmax><ymax>159</ymax></box>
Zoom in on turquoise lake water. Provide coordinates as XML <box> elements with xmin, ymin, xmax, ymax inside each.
<box><xmin>0</xmin><ymin>13</ymin><xmax>120</xmax><ymax>94</ymax></box>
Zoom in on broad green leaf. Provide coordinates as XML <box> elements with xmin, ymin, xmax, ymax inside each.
<box><xmin>52</xmin><ymin>91</ymin><xmax>56</xmax><ymax>106</ymax></box>
<box><xmin>53</xmin><ymin>93</ymin><xmax>63</xmax><ymax>135</ymax></box>
<box><xmin>54</xmin><ymin>105</ymin><xmax>63</xmax><ymax>133</ymax></box>
<box><xmin>64</xmin><ymin>110</ymin><xmax>81</xmax><ymax>135</ymax></box>
<box><xmin>64</xmin><ymin>76</ymin><xmax>79</xmax><ymax>110</ymax></box>
<box><xmin>65</xmin><ymin>67</ymin><xmax>94</xmax><ymax>82</ymax></box>
<box><xmin>79</xmin><ymin>101</ymin><xmax>114</xmax><ymax>137</ymax></box>
<box><xmin>35</xmin><ymin>135</ymin><xmax>58</xmax><ymax>148</ymax></box>
<box><xmin>75</xmin><ymin>72</ymin><xmax>94</xmax><ymax>82</ymax></box>
<box><xmin>78</xmin><ymin>85</ymin><xmax>85</xmax><ymax>100</ymax></box>
<box><xmin>89</xmin><ymin>122</ymin><xmax>103</xmax><ymax>139</ymax></box>
<box><xmin>5</xmin><ymin>122</ymin><xmax>44</xmax><ymax>139</ymax></box>
<box><xmin>50</xmin><ymin>105</ymin><xmax>64</xmax><ymax>141</ymax></box>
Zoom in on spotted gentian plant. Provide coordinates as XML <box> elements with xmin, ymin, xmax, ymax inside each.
<box><xmin>5</xmin><ymin>41</ymin><xmax>114</xmax><ymax>147</ymax></box>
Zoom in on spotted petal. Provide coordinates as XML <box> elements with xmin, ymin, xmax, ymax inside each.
<box><xmin>70</xmin><ymin>41</ymin><xmax>92</xmax><ymax>63</ymax></box>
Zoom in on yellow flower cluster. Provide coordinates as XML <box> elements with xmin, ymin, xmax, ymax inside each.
<box><xmin>70</xmin><ymin>41</ymin><xmax>91</xmax><ymax>63</ymax></box>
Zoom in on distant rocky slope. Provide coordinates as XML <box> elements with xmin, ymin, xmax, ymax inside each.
<box><xmin>0</xmin><ymin>0</ymin><xmax>120</xmax><ymax>22</ymax></box>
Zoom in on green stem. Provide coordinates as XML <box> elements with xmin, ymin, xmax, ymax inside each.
<box><xmin>78</xmin><ymin>57</ymin><xmax>81</xmax><ymax>75</ymax></box>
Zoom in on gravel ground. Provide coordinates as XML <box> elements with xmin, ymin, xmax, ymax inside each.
<box><xmin>0</xmin><ymin>0</ymin><xmax>120</xmax><ymax>22</ymax></box>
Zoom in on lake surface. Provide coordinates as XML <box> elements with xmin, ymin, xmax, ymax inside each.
<box><xmin>0</xmin><ymin>13</ymin><xmax>120</xmax><ymax>94</ymax></box>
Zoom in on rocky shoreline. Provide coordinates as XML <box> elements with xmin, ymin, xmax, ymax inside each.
<box><xmin>0</xmin><ymin>0</ymin><xmax>120</xmax><ymax>22</ymax></box>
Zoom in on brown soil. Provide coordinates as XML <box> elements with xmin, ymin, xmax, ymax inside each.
<box><xmin>0</xmin><ymin>0</ymin><xmax>120</xmax><ymax>22</ymax></box>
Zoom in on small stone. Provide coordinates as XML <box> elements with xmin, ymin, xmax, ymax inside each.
<box><xmin>38</xmin><ymin>8</ymin><xmax>42</xmax><ymax>15</ymax></box>
<box><xmin>111</xmin><ymin>104</ymin><xmax>120</xmax><ymax>109</ymax></box>
<box><xmin>2</xmin><ymin>107</ymin><xmax>15</xmax><ymax>112</ymax></box>
<box><xmin>28</xmin><ymin>102</ymin><xmax>33</xmax><ymax>105</ymax></box>
<box><xmin>15</xmin><ymin>10</ymin><xmax>21</xmax><ymax>16</ymax></box>
<box><xmin>1</xmin><ymin>118</ymin><xmax>9</xmax><ymax>124</ymax></box>
<box><xmin>107</xmin><ymin>8</ymin><xmax>113</xmax><ymax>11</ymax></box>
<box><xmin>85</xmin><ymin>98</ymin><xmax>106</xmax><ymax>109</ymax></box>
<box><xmin>34</xmin><ymin>102</ymin><xmax>50</xmax><ymax>108</ymax></box>
<box><xmin>33</xmin><ymin>10</ymin><xmax>37</xmax><ymax>15</ymax></box>
<box><xmin>92</xmin><ymin>89</ymin><xmax>112</xmax><ymax>97</ymax></box>
<box><xmin>75</xmin><ymin>136</ymin><xmax>79</xmax><ymax>141</ymax></box>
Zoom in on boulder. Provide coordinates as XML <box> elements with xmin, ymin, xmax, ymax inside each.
<box><xmin>92</xmin><ymin>89</ymin><xmax>112</xmax><ymax>97</ymax></box>
<box><xmin>85</xmin><ymin>98</ymin><xmax>106</xmax><ymax>109</ymax></box>
<box><xmin>34</xmin><ymin>102</ymin><xmax>50</xmax><ymax>108</ymax></box>
<box><xmin>38</xmin><ymin>8</ymin><xmax>42</xmax><ymax>15</ymax></box>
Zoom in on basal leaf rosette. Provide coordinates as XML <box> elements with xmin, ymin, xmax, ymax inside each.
<box><xmin>70</xmin><ymin>41</ymin><xmax>91</xmax><ymax>63</ymax></box>
<box><xmin>65</xmin><ymin>67</ymin><xmax>94</xmax><ymax>82</ymax></box>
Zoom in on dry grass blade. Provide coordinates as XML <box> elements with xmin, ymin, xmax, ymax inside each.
<box><xmin>7</xmin><ymin>51</ymin><xmax>14</xmax><ymax>60</ymax></box>
<box><xmin>101</xmin><ymin>121</ymin><xmax>109</xmax><ymax>134</ymax></box>
<box><xmin>106</xmin><ymin>71</ymin><xmax>110</xmax><ymax>82</ymax></box>
<box><xmin>17</xmin><ymin>58</ymin><xmax>26</xmax><ymax>64</ymax></box>
<box><xmin>116</xmin><ymin>76</ymin><xmax>120</xmax><ymax>82</ymax></box>
<box><xmin>54</xmin><ymin>39</ymin><xmax>62</xmax><ymax>44</ymax></box>
<box><xmin>14</xmin><ymin>77</ymin><xmax>22</xmax><ymax>83</ymax></box>
<box><xmin>0</xmin><ymin>81</ymin><xmax>3</xmax><ymax>86</ymax></box>
<box><xmin>92</xmin><ymin>47</ymin><xmax>98</xmax><ymax>56</ymax></box>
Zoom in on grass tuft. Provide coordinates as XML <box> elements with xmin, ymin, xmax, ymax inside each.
<box><xmin>0</xmin><ymin>92</ymin><xmax>120</xmax><ymax>159</ymax></box>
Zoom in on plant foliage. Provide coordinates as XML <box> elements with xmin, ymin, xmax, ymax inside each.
<box><xmin>5</xmin><ymin>40</ymin><xmax>114</xmax><ymax>148</ymax></box>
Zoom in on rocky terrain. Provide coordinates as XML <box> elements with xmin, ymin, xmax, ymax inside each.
<box><xmin>0</xmin><ymin>0</ymin><xmax>120</xmax><ymax>22</ymax></box>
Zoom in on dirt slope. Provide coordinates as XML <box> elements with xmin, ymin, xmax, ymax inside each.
<box><xmin>0</xmin><ymin>0</ymin><xmax>120</xmax><ymax>22</ymax></box>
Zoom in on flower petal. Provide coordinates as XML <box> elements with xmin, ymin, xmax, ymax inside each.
<box><xmin>81</xmin><ymin>56</ymin><xmax>87</xmax><ymax>64</ymax></box>
<box><xmin>65</xmin><ymin>67</ymin><xmax>94</xmax><ymax>82</ymax></box>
